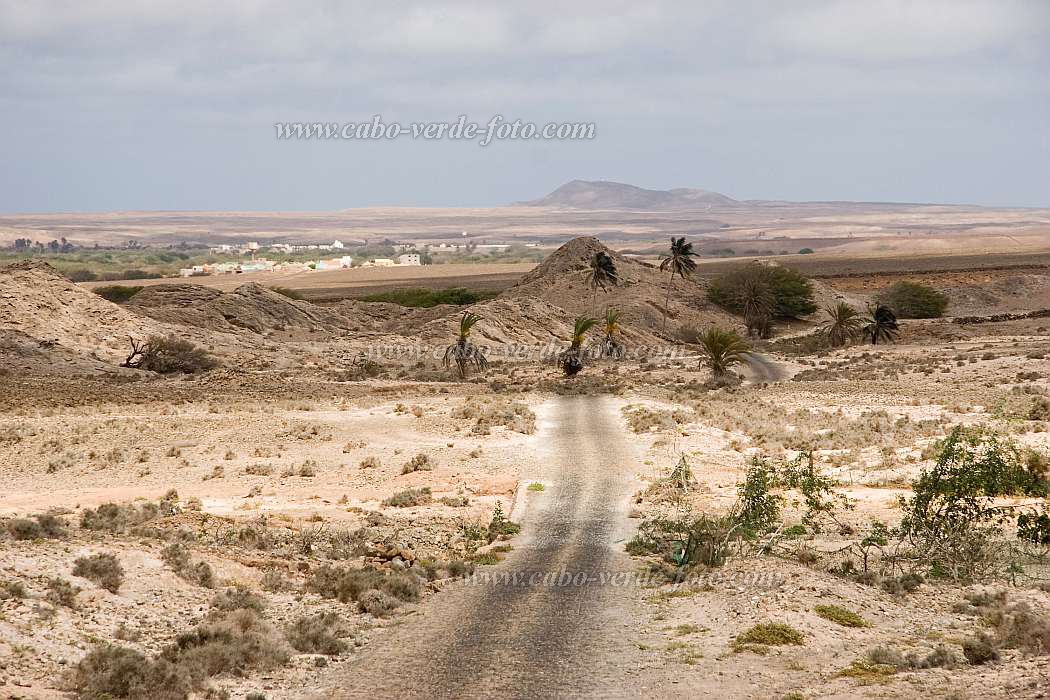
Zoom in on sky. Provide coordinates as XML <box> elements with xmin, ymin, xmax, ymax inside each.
<box><xmin>0</xmin><ymin>0</ymin><xmax>1048</xmax><ymax>212</ymax></box>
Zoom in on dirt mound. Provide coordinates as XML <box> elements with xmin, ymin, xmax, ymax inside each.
<box><xmin>0</xmin><ymin>260</ymin><xmax>168</xmax><ymax>364</ymax></box>
<box><xmin>501</xmin><ymin>236</ymin><xmax>739</xmax><ymax>340</ymax></box>
<box><xmin>128</xmin><ymin>282</ymin><xmax>355</xmax><ymax>334</ymax></box>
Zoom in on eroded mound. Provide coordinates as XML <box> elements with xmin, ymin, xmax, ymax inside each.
<box><xmin>0</xmin><ymin>261</ymin><xmax>168</xmax><ymax>363</ymax></box>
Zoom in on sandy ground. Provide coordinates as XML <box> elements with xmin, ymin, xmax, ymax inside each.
<box><xmin>2</xmin><ymin>242</ymin><xmax>1050</xmax><ymax>698</ymax></box>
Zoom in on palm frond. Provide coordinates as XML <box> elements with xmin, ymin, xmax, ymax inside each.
<box><xmin>821</xmin><ymin>302</ymin><xmax>863</xmax><ymax>347</ymax></box>
<box><xmin>697</xmin><ymin>327</ymin><xmax>751</xmax><ymax>377</ymax></box>
<box><xmin>863</xmin><ymin>303</ymin><xmax>900</xmax><ymax>345</ymax></box>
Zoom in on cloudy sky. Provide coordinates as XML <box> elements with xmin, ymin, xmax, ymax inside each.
<box><xmin>1</xmin><ymin>0</ymin><xmax>1047</xmax><ymax>212</ymax></box>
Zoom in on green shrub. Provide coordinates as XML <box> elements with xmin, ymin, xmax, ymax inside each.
<box><xmin>733</xmin><ymin>622</ymin><xmax>805</xmax><ymax>649</ymax></box>
<box><xmin>900</xmin><ymin>426</ymin><xmax>1048</xmax><ymax>579</ymax></box>
<box><xmin>94</xmin><ymin>285</ymin><xmax>145</xmax><ymax>304</ymax></box>
<box><xmin>269</xmin><ymin>286</ymin><xmax>304</xmax><ymax>300</ymax></box>
<box><xmin>72</xmin><ymin>553</ymin><xmax>125</xmax><ymax>593</ymax></box>
<box><xmin>814</xmin><ymin>604</ymin><xmax>869</xmax><ymax>628</ymax></box>
<box><xmin>708</xmin><ymin>263</ymin><xmax>817</xmax><ymax>319</ymax></box>
<box><xmin>359</xmin><ymin>287</ymin><xmax>498</xmax><ymax>308</ymax></box>
<box><xmin>881</xmin><ymin>281</ymin><xmax>948</xmax><ymax>319</ymax></box>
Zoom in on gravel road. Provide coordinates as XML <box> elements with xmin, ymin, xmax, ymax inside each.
<box><xmin>313</xmin><ymin>395</ymin><xmax>651</xmax><ymax>699</ymax></box>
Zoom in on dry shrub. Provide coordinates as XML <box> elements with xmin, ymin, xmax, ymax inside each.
<box><xmin>400</xmin><ymin>453</ymin><xmax>432</xmax><ymax>474</ymax></box>
<box><xmin>123</xmin><ymin>335</ymin><xmax>218</xmax><ymax>374</ymax></box>
<box><xmin>623</xmin><ymin>405</ymin><xmax>691</xmax><ymax>433</ymax></box>
<box><xmin>358</xmin><ymin>589</ymin><xmax>401</xmax><ymax>617</ymax></box>
<box><xmin>160</xmin><ymin>609</ymin><xmax>289</xmax><ymax>683</ymax></box>
<box><xmin>210</xmin><ymin>586</ymin><xmax>267</xmax><ymax>614</ymax></box>
<box><xmin>81</xmin><ymin>496</ymin><xmax>178</xmax><ymax>533</ymax></box>
<box><xmin>5</xmin><ymin>513</ymin><xmax>69</xmax><ymax>540</ymax></box>
<box><xmin>161</xmin><ymin>543</ymin><xmax>215</xmax><ymax>588</ymax></box>
<box><xmin>73</xmin><ymin>645</ymin><xmax>190</xmax><ymax>700</ymax></box>
<box><xmin>46</xmin><ymin>577</ymin><xmax>79</xmax><ymax>608</ymax></box>
<box><xmin>382</xmin><ymin>487</ymin><xmax>432</xmax><ymax>507</ymax></box>
<box><xmin>306</xmin><ymin>565</ymin><xmax>420</xmax><ymax>606</ymax></box>
<box><xmin>453</xmin><ymin>398</ymin><xmax>536</xmax><ymax>435</ymax></box>
<box><xmin>285</xmin><ymin>612</ymin><xmax>349</xmax><ymax>655</ymax></box>
<box><xmin>72</xmin><ymin>553</ymin><xmax>125</xmax><ymax>593</ymax></box>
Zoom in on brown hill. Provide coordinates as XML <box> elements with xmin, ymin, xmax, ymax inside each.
<box><xmin>519</xmin><ymin>180</ymin><xmax>736</xmax><ymax>210</ymax></box>
<box><xmin>0</xmin><ymin>260</ymin><xmax>172</xmax><ymax>364</ymax></box>
<box><xmin>495</xmin><ymin>236</ymin><xmax>740</xmax><ymax>341</ymax></box>
<box><xmin>127</xmin><ymin>282</ymin><xmax>357</xmax><ymax>335</ymax></box>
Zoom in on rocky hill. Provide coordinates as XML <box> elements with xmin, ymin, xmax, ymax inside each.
<box><xmin>519</xmin><ymin>180</ymin><xmax>737</xmax><ymax>210</ymax></box>
<box><xmin>0</xmin><ymin>260</ymin><xmax>173</xmax><ymax>366</ymax></box>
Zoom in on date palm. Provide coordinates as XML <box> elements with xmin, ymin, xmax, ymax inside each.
<box><xmin>597</xmin><ymin>308</ymin><xmax>625</xmax><ymax>359</ymax></box>
<box><xmin>659</xmin><ymin>237</ymin><xmax>697</xmax><ymax>333</ymax></box>
<box><xmin>443</xmin><ymin>311</ymin><xmax>488</xmax><ymax>378</ymax></box>
<box><xmin>737</xmin><ymin>276</ymin><xmax>775</xmax><ymax>338</ymax></box>
<box><xmin>559</xmin><ymin>316</ymin><xmax>599</xmax><ymax>376</ymax></box>
<box><xmin>697</xmin><ymin>327</ymin><xmax>751</xmax><ymax>378</ymax></box>
<box><xmin>822</xmin><ymin>301</ymin><xmax>863</xmax><ymax>347</ymax></box>
<box><xmin>583</xmin><ymin>251</ymin><xmax>618</xmax><ymax>315</ymax></box>
<box><xmin>864</xmin><ymin>303</ymin><xmax>899</xmax><ymax>345</ymax></box>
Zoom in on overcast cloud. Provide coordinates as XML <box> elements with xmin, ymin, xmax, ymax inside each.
<box><xmin>0</xmin><ymin>0</ymin><xmax>1047</xmax><ymax>211</ymax></box>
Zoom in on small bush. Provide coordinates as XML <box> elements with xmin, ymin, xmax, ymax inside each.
<box><xmin>439</xmin><ymin>495</ymin><xmax>470</xmax><ymax>507</ymax></box>
<box><xmin>306</xmin><ymin>565</ymin><xmax>420</xmax><ymax>605</ymax></box>
<box><xmin>161</xmin><ymin>609</ymin><xmax>290</xmax><ymax>681</ymax></box>
<box><xmin>882</xmin><ymin>281</ymin><xmax>949</xmax><ymax>319</ymax></box>
<box><xmin>73</xmin><ymin>553</ymin><xmax>125</xmax><ymax>593</ymax></box>
<box><xmin>814</xmin><ymin>604</ymin><xmax>869</xmax><ymax>628</ymax></box>
<box><xmin>46</xmin><ymin>577</ymin><xmax>80</xmax><ymax>608</ymax></box>
<box><xmin>124</xmin><ymin>335</ymin><xmax>218</xmax><ymax>374</ymax></box>
<box><xmin>285</xmin><ymin>612</ymin><xmax>348</xmax><ymax>655</ymax></box>
<box><xmin>72</xmin><ymin>645</ymin><xmax>190</xmax><ymax>700</ymax></box>
<box><xmin>382</xmin><ymin>487</ymin><xmax>432</xmax><ymax>507</ymax></box>
<box><xmin>734</xmin><ymin>622</ymin><xmax>805</xmax><ymax>648</ymax></box>
<box><xmin>401</xmin><ymin>453</ymin><xmax>432</xmax><ymax>474</ymax></box>
<box><xmin>161</xmin><ymin>543</ymin><xmax>214</xmax><ymax>588</ymax></box>
<box><xmin>357</xmin><ymin>589</ymin><xmax>401</xmax><ymax>617</ymax></box>
<box><xmin>962</xmin><ymin>634</ymin><xmax>1000</xmax><ymax>665</ymax></box>
<box><xmin>5</xmin><ymin>513</ymin><xmax>68</xmax><ymax>540</ymax></box>
<box><xmin>0</xmin><ymin>580</ymin><xmax>26</xmax><ymax>599</ymax></box>
<box><xmin>210</xmin><ymin>586</ymin><xmax>267</xmax><ymax>614</ymax></box>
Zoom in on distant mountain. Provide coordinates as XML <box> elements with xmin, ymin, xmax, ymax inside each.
<box><xmin>517</xmin><ymin>180</ymin><xmax>737</xmax><ymax>210</ymax></box>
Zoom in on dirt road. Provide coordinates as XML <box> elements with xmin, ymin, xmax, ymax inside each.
<box><xmin>313</xmin><ymin>395</ymin><xmax>654</xmax><ymax>699</ymax></box>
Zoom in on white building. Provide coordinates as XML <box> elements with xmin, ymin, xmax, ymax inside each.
<box><xmin>331</xmin><ymin>240</ymin><xmax>345</xmax><ymax>250</ymax></box>
<box><xmin>397</xmin><ymin>253</ymin><xmax>421</xmax><ymax>266</ymax></box>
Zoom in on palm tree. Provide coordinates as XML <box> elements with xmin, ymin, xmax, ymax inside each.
<box><xmin>583</xmin><ymin>251</ymin><xmax>618</xmax><ymax>314</ymax></box>
<box><xmin>697</xmin><ymin>327</ymin><xmax>751</xmax><ymax>378</ymax></box>
<box><xmin>864</xmin><ymin>303</ymin><xmax>899</xmax><ymax>345</ymax></box>
<box><xmin>443</xmin><ymin>311</ymin><xmax>488</xmax><ymax>378</ymax></box>
<box><xmin>597</xmin><ymin>308</ymin><xmax>625</xmax><ymax>359</ymax></box>
<box><xmin>822</xmin><ymin>301</ymin><xmax>864</xmax><ymax>347</ymax></box>
<box><xmin>737</xmin><ymin>276</ymin><xmax>775</xmax><ymax>338</ymax></box>
<box><xmin>659</xmin><ymin>237</ymin><xmax>697</xmax><ymax>333</ymax></box>
<box><xmin>559</xmin><ymin>316</ymin><xmax>599</xmax><ymax>376</ymax></box>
